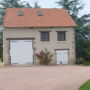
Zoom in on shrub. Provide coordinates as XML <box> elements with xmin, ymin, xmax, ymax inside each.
<box><xmin>85</xmin><ymin>56</ymin><xmax>90</xmax><ymax>61</ymax></box>
<box><xmin>83</xmin><ymin>61</ymin><xmax>90</xmax><ymax>66</ymax></box>
<box><xmin>36</xmin><ymin>49</ymin><xmax>53</xmax><ymax>65</ymax></box>
<box><xmin>76</xmin><ymin>57</ymin><xmax>85</xmax><ymax>64</ymax></box>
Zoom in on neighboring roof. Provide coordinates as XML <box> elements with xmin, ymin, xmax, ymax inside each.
<box><xmin>3</xmin><ymin>8</ymin><xmax>77</xmax><ymax>28</ymax></box>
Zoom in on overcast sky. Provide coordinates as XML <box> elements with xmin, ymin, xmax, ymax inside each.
<box><xmin>22</xmin><ymin>0</ymin><xmax>90</xmax><ymax>16</ymax></box>
<box><xmin>0</xmin><ymin>0</ymin><xmax>89</xmax><ymax>16</ymax></box>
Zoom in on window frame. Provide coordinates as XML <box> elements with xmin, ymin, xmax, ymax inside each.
<box><xmin>40</xmin><ymin>31</ymin><xmax>50</xmax><ymax>41</ymax></box>
<box><xmin>57</xmin><ymin>31</ymin><xmax>66</xmax><ymax>41</ymax></box>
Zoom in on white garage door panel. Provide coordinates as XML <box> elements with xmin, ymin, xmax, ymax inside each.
<box><xmin>10</xmin><ymin>40</ymin><xmax>33</xmax><ymax>65</ymax></box>
<box><xmin>56</xmin><ymin>50</ymin><xmax>68</xmax><ymax>64</ymax></box>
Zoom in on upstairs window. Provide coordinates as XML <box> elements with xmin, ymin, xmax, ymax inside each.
<box><xmin>40</xmin><ymin>32</ymin><xmax>49</xmax><ymax>41</ymax></box>
<box><xmin>18</xmin><ymin>11</ymin><xmax>24</xmax><ymax>16</ymax></box>
<box><xmin>57</xmin><ymin>31</ymin><xmax>66</xmax><ymax>41</ymax></box>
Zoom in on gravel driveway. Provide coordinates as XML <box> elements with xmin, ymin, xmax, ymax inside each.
<box><xmin>0</xmin><ymin>65</ymin><xmax>90</xmax><ymax>90</ymax></box>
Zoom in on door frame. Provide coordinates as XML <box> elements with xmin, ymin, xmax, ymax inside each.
<box><xmin>55</xmin><ymin>49</ymin><xmax>69</xmax><ymax>64</ymax></box>
<box><xmin>7</xmin><ymin>38</ymin><xmax>35</xmax><ymax>65</ymax></box>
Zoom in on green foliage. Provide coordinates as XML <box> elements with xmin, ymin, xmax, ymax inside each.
<box><xmin>0</xmin><ymin>0</ymin><xmax>30</xmax><ymax>8</ymax></box>
<box><xmin>79</xmin><ymin>80</ymin><xmax>90</xmax><ymax>90</ymax></box>
<box><xmin>0</xmin><ymin>30</ymin><xmax>3</xmax><ymax>59</ymax></box>
<box><xmin>56</xmin><ymin>0</ymin><xmax>84</xmax><ymax>17</ymax></box>
<box><xmin>76</xmin><ymin>57</ymin><xmax>85</xmax><ymax>64</ymax></box>
<box><xmin>34</xmin><ymin>1</ymin><xmax>40</xmax><ymax>8</ymax></box>
<box><xmin>76</xmin><ymin>40</ymin><xmax>90</xmax><ymax>64</ymax></box>
<box><xmin>83</xmin><ymin>61</ymin><xmax>90</xmax><ymax>66</ymax></box>
<box><xmin>76</xmin><ymin>40</ymin><xmax>90</xmax><ymax>58</ymax></box>
<box><xmin>56</xmin><ymin>0</ymin><xmax>90</xmax><ymax>59</ymax></box>
<box><xmin>36</xmin><ymin>49</ymin><xmax>53</xmax><ymax>65</ymax></box>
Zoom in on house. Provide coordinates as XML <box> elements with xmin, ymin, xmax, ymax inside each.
<box><xmin>3</xmin><ymin>8</ymin><xmax>77</xmax><ymax>65</ymax></box>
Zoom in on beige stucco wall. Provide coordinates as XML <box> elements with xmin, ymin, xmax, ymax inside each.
<box><xmin>3</xmin><ymin>27</ymin><xmax>76</xmax><ymax>65</ymax></box>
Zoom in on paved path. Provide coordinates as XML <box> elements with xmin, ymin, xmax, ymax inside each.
<box><xmin>0</xmin><ymin>65</ymin><xmax>90</xmax><ymax>90</ymax></box>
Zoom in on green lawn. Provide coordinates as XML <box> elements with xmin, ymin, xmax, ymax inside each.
<box><xmin>79</xmin><ymin>80</ymin><xmax>90</xmax><ymax>90</ymax></box>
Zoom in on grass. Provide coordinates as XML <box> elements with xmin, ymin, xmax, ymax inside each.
<box><xmin>79</xmin><ymin>80</ymin><xmax>90</xmax><ymax>90</ymax></box>
<box><xmin>83</xmin><ymin>61</ymin><xmax>90</xmax><ymax>66</ymax></box>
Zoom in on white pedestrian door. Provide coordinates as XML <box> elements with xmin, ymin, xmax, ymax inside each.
<box><xmin>56</xmin><ymin>50</ymin><xmax>68</xmax><ymax>64</ymax></box>
<box><xmin>10</xmin><ymin>40</ymin><xmax>33</xmax><ymax>65</ymax></box>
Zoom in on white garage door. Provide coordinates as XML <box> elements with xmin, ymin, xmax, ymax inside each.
<box><xmin>10</xmin><ymin>40</ymin><xmax>33</xmax><ymax>65</ymax></box>
<box><xmin>56</xmin><ymin>50</ymin><xmax>68</xmax><ymax>64</ymax></box>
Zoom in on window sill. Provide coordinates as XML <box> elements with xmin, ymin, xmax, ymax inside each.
<box><xmin>41</xmin><ymin>40</ymin><xmax>49</xmax><ymax>41</ymax></box>
<box><xmin>40</xmin><ymin>40</ymin><xmax>51</xmax><ymax>43</ymax></box>
<box><xmin>57</xmin><ymin>41</ymin><xmax>67</xmax><ymax>43</ymax></box>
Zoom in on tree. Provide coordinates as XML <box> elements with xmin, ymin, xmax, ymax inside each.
<box><xmin>56</xmin><ymin>0</ymin><xmax>90</xmax><ymax>58</ymax></box>
<box><xmin>0</xmin><ymin>29</ymin><xmax>3</xmax><ymax>59</ymax></box>
<box><xmin>56</xmin><ymin>0</ymin><xmax>84</xmax><ymax>17</ymax></box>
<box><xmin>34</xmin><ymin>1</ymin><xmax>40</xmax><ymax>8</ymax></box>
